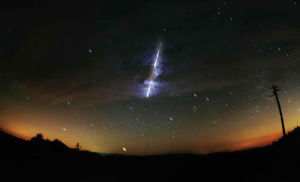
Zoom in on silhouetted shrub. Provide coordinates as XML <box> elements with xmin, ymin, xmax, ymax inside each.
<box><xmin>30</xmin><ymin>133</ymin><xmax>44</xmax><ymax>142</ymax></box>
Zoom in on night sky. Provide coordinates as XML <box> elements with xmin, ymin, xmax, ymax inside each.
<box><xmin>1</xmin><ymin>0</ymin><xmax>300</xmax><ymax>155</ymax></box>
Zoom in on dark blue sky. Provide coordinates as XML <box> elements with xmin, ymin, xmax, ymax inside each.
<box><xmin>1</xmin><ymin>0</ymin><xmax>300</xmax><ymax>155</ymax></box>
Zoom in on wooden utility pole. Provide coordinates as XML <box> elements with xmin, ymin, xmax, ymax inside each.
<box><xmin>271</xmin><ymin>85</ymin><xmax>286</xmax><ymax>137</ymax></box>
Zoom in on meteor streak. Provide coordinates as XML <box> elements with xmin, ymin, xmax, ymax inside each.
<box><xmin>146</xmin><ymin>43</ymin><xmax>162</xmax><ymax>98</ymax></box>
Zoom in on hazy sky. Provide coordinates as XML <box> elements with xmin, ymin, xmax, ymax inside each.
<box><xmin>1</xmin><ymin>0</ymin><xmax>300</xmax><ymax>155</ymax></box>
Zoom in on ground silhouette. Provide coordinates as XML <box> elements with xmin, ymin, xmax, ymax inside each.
<box><xmin>1</xmin><ymin>127</ymin><xmax>300</xmax><ymax>182</ymax></box>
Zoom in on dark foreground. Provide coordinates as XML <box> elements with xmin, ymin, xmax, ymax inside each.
<box><xmin>1</xmin><ymin>128</ymin><xmax>300</xmax><ymax>182</ymax></box>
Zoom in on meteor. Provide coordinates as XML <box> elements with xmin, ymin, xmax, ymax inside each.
<box><xmin>146</xmin><ymin>43</ymin><xmax>162</xmax><ymax>98</ymax></box>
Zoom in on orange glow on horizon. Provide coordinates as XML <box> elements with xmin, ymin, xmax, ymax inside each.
<box><xmin>1</xmin><ymin>97</ymin><xmax>299</xmax><ymax>155</ymax></box>
<box><xmin>1</xmin><ymin>118</ymin><xmax>291</xmax><ymax>155</ymax></box>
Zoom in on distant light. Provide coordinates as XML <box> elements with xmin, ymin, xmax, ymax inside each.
<box><xmin>62</xmin><ymin>128</ymin><xmax>66</xmax><ymax>131</ymax></box>
<box><xmin>169</xmin><ymin>117</ymin><xmax>173</xmax><ymax>121</ymax></box>
<box><xmin>122</xmin><ymin>147</ymin><xmax>127</xmax><ymax>152</ymax></box>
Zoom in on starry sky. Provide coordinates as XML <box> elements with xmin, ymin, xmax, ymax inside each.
<box><xmin>1</xmin><ymin>0</ymin><xmax>300</xmax><ymax>155</ymax></box>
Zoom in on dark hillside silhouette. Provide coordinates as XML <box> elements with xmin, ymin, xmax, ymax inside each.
<box><xmin>272</xmin><ymin>126</ymin><xmax>300</xmax><ymax>146</ymax></box>
<box><xmin>1</xmin><ymin>127</ymin><xmax>300</xmax><ymax>182</ymax></box>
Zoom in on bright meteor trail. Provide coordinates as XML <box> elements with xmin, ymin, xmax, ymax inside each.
<box><xmin>146</xmin><ymin>43</ymin><xmax>162</xmax><ymax>98</ymax></box>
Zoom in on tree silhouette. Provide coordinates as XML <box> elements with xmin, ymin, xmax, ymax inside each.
<box><xmin>35</xmin><ymin>133</ymin><xmax>44</xmax><ymax>140</ymax></box>
<box><xmin>30</xmin><ymin>133</ymin><xmax>44</xmax><ymax>142</ymax></box>
<box><xmin>75</xmin><ymin>142</ymin><xmax>81</xmax><ymax>151</ymax></box>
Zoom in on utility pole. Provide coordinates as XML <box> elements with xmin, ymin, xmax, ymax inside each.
<box><xmin>271</xmin><ymin>85</ymin><xmax>286</xmax><ymax>137</ymax></box>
